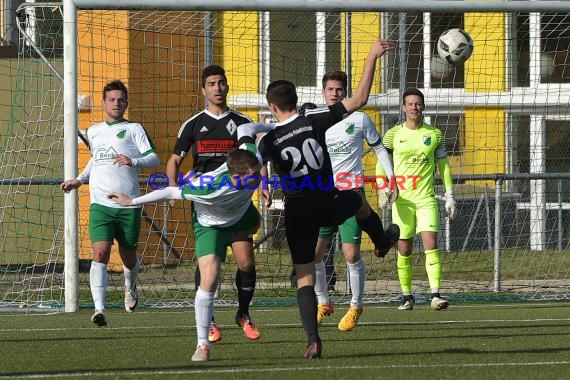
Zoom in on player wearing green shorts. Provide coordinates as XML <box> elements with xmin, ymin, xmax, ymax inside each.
<box><xmin>376</xmin><ymin>87</ymin><xmax>457</xmax><ymax>311</ymax></box>
<box><xmin>60</xmin><ymin>80</ymin><xmax>160</xmax><ymax>326</ymax></box>
<box><xmin>109</xmin><ymin>146</ymin><xmax>263</xmax><ymax>362</ymax></box>
<box><xmin>313</xmin><ymin>70</ymin><xmax>398</xmax><ymax>332</ymax></box>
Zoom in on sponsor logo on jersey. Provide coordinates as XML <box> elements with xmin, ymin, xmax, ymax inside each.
<box><xmin>423</xmin><ymin>135</ymin><xmax>432</xmax><ymax>145</ymax></box>
<box><xmin>94</xmin><ymin>146</ymin><xmax>118</xmax><ymax>161</ymax></box>
<box><xmin>197</xmin><ymin>139</ymin><xmax>237</xmax><ymax>153</ymax></box>
<box><xmin>116</xmin><ymin>130</ymin><xmax>126</xmax><ymax>139</ymax></box>
<box><xmin>200</xmin><ymin>126</ymin><xmax>209</xmax><ymax>132</ymax></box>
<box><xmin>328</xmin><ymin>142</ymin><xmax>352</xmax><ymax>155</ymax></box>
<box><xmin>226</xmin><ymin>120</ymin><xmax>237</xmax><ymax>135</ymax></box>
<box><xmin>405</xmin><ymin>152</ymin><xmax>429</xmax><ymax>166</ymax></box>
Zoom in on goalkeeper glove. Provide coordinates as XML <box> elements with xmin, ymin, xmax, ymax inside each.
<box><xmin>378</xmin><ymin>188</ymin><xmax>389</xmax><ymax>210</ymax></box>
<box><xmin>378</xmin><ymin>177</ymin><xmax>398</xmax><ymax>210</ymax></box>
<box><xmin>445</xmin><ymin>189</ymin><xmax>457</xmax><ymax>220</ymax></box>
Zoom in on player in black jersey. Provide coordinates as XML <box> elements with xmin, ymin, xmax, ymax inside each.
<box><xmin>238</xmin><ymin>39</ymin><xmax>398</xmax><ymax>359</ymax></box>
<box><xmin>166</xmin><ymin>65</ymin><xmax>270</xmax><ymax>342</ymax></box>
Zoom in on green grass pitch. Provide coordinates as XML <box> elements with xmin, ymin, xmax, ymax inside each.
<box><xmin>1</xmin><ymin>302</ymin><xmax>569</xmax><ymax>379</ymax></box>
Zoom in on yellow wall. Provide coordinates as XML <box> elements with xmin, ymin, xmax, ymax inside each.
<box><xmin>220</xmin><ymin>11</ymin><xmax>260</xmax><ymax>119</ymax></box>
<box><xmin>464</xmin><ymin>13</ymin><xmax>506</xmax><ymax>175</ymax></box>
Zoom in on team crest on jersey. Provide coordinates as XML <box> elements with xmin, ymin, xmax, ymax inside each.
<box><xmin>345</xmin><ymin>123</ymin><xmax>355</xmax><ymax>134</ymax></box>
<box><xmin>226</xmin><ymin>120</ymin><xmax>237</xmax><ymax>135</ymax></box>
<box><xmin>423</xmin><ymin>135</ymin><xmax>432</xmax><ymax>145</ymax></box>
<box><xmin>116</xmin><ymin>130</ymin><xmax>126</xmax><ymax>139</ymax></box>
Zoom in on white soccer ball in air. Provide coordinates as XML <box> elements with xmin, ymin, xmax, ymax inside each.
<box><xmin>437</xmin><ymin>28</ymin><xmax>473</xmax><ymax>64</ymax></box>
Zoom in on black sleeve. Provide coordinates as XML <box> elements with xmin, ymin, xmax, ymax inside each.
<box><xmin>172</xmin><ymin>120</ymin><xmax>195</xmax><ymax>157</ymax></box>
<box><xmin>256</xmin><ymin>134</ymin><xmax>272</xmax><ymax>164</ymax></box>
<box><xmin>306</xmin><ymin>102</ymin><xmax>347</xmax><ymax>133</ymax></box>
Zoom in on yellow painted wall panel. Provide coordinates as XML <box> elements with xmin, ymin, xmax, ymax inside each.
<box><xmin>220</xmin><ymin>11</ymin><xmax>260</xmax><ymax>115</ymax></box>
<box><xmin>463</xmin><ymin>13</ymin><xmax>506</xmax><ymax>186</ymax></box>
<box><xmin>463</xmin><ymin>108</ymin><xmax>505</xmax><ymax>174</ymax></box>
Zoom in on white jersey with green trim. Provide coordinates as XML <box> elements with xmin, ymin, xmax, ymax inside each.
<box><xmin>325</xmin><ymin>111</ymin><xmax>381</xmax><ymax>188</ymax></box>
<box><xmin>180</xmin><ymin>163</ymin><xmax>255</xmax><ymax>227</ymax></box>
<box><xmin>86</xmin><ymin>120</ymin><xmax>156</xmax><ymax>208</ymax></box>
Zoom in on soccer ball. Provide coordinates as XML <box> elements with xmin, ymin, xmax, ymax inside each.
<box><xmin>437</xmin><ymin>28</ymin><xmax>473</xmax><ymax>64</ymax></box>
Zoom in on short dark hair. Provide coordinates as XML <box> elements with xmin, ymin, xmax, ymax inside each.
<box><xmin>103</xmin><ymin>79</ymin><xmax>128</xmax><ymax>100</ymax></box>
<box><xmin>322</xmin><ymin>70</ymin><xmax>348</xmax><ymax>91</ymax></box>
<box><xmin>266</xmin><ymin>80</ymin><xmax>297</xmax><ymax>112</ymax></box>
<box><xmin>402</xmin><ymin>87</ymin><xmax>425</xmax><ymax>105</ymax></box>
<box><xmin>201</xmin><ymin>65</ymin><xmax>227</xmax><ymax>88</ymax></box>
<box><xmin>227</xmin><ymin>148</ymin><xmax>260</xmax><ymax>176</ymax></box>
<box><xmin>299</xmin><ymin>102</ymin><xmax>318</xmax><ymax>115</ymax></box>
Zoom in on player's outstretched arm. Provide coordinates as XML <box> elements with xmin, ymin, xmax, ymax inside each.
<box><xmin>107</xmin><ymin>192</ymin><xmax>134</xmax><ymax>206</ymax></box>
<box><xmin>342</xmin><ymin>39</ymin><xmax>395</xmax><ymax>114</ymax></box>
<box><xmin>108</xmin><ymin>187</ymin><xmax>183</xmax><ymax>207</ymax></box>
<box><xmin>237</xmin><ymin>122</ymin><xmax>274</xmax><ymax>143</ymax></box>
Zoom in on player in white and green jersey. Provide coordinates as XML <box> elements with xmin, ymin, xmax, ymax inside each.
<box><xmin>313</xmin><ymin>70</ymin><xmax>398</xmax><ymax>332</ymax></box>
<box><xmin>60</xmin><ymin>80</ymin><xmax>160</xmax><ymax>327</ymax></box>
<box><xmin>109</xmin><ymin>146</ymin><xmax>262</xmax><ymax>362</ymax></box>
<box><xmin>376</xmin><ymin>87</ymin><xmax>457</xmax><ymax>311</ymax></box>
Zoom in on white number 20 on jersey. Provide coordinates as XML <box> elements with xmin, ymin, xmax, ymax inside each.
<box><xmin>280</xmin><ymin>138</ymin><xmax>324</xmax><ymax>177</ymax></box>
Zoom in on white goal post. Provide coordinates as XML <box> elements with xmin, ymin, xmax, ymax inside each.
<box><xmin>49</xmin><ymin>0</ymin><xmax>570</xmax><ymax>311</ymax></box>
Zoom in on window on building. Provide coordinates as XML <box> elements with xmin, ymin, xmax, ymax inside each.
<box><xmin>267</xmin><ymin>12</ymin><xmax>341</xmax><ymax>90</ymax></box>
<box><xmin>513</xmin><ymin>13</ymin><xmax>570</xmax><ymax>86</ymax></box>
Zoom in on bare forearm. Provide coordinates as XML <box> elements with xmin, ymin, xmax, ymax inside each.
<box><xmin>166</xmin><ymin>155</ymin><xmax>183</xmax><ymax>186</ymax></box>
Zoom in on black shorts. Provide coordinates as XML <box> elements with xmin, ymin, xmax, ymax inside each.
<box><xmin>228</xmin><ymin>230</ymin><xmax>254</xmax><ymax>244</ymax></box>
<box><xmin>284</xmin><ymin>189</ymin><xmax>362</xmax><ymax>264</ymax></box>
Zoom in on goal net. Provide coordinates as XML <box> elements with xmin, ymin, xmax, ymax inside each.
<box><xmin>1</xmin><ymin>1</ymin><xmax>569</xmax><ymax>312</ymax></box>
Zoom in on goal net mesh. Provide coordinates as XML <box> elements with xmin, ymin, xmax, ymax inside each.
<box><xmin>1</xmin><ymin>3</ymin><xmax>569</xmax><ymax>310</ymax></box>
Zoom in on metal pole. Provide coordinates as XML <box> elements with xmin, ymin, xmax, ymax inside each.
<box><xmin>72</xmin><ymin>0</ymin><xmax>570</xmax><ymax>13</ymax></box>
<box><xmin>63</xmin><ymin>0</ymin><xmax>79</xmax><ymax>312</ymax></box>
<box><xmin>398</xmin><ymin>12</ymin><xmax>406</xmax><ymax>120</ymax></box>
<box><xmin>344</xmin><ymin>11</ymin><xmax>352</xmax><ymax>96</ymax></box>
<box><xmin>485</xmin><ymin>185</ymin><xmax>493</xmax><ymax>251</ymax></box>
<box><xmin>461</xmin><ymin>194</ymin><xmax>484</xmax><ymax>252</ymax></box>
<box><xmin>493</xmin><ymin>178</ymin><xmax>503</xmax><ymax>293</ymax></box>
<box><xmin>558</xmin><ymin>179</ymin><xmax>562</xmax><ymax>251</ymax></box>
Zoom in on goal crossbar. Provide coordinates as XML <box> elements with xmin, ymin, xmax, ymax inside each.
<box><xmin>68</xmin><ymin>0</ymin><xmax>570</xmax><ymax>13</ymax></box>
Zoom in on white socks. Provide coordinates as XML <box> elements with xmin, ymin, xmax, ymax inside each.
<box><xmin>314</xmin><ymin>259</ymin><xmax>330</xmax><ymax>305</ymax></box>
<box><xmin>195</xmin><ymin>287</ymin><xmax>214</xmax><ymax>347</ymax></box>
<box><xmin>90</xmin><ymin>261</ymin><xmax>108</xmax><ymax>312</ymax></box>
<box><xmin>347</xmin><ymin>258</ymin><xmax>365</xmax><ymax>308</ymax></box>
<box><xmin>123</xmin><ymin>257</ymin><xmax>140</xmax><ymax>291</ymax></box>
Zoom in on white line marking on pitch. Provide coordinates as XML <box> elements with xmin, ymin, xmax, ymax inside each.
<box><xmin>1</xmin><ymin>316</ymin><xmax>570</xmax><ymax>333</ymax></box>
<box><xmin>2</xmin><ymin>361</ymin><xmax>570</xmax><ymax>379</ymax></box>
